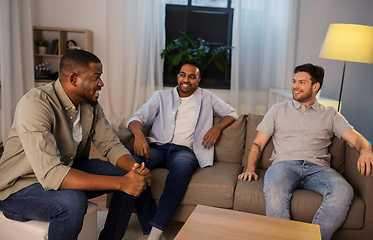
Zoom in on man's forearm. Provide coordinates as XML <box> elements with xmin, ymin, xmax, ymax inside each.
<box><xmin>214</xmin><ymin>115</ymin><xmax>235</xmax><ymax>131</ymax></box>
<box><xmin>60</xmin><ymin>168</ymin><xmax>122</xmax><ymax>191</ymax></box>
<box><xmin>128</xmin><ymin>120</ymin><xmax>145</xmax><ymax>138</ymax></box>
<box><xmin>246</xmin><ymin>142</ymin><xmax>262</xmax><ymax>172</ymax></box>
<box><xmin>116</xmin><ymin>154</ymin><xmax>137</xmax><ymax>172</ymax></box>
<box><xmin>356</xmin><ymin>136</ymin><xmax>373</xmax><ymax>155</ymax></box>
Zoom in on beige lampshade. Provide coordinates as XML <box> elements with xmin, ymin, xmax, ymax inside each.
<box><xmin>319</xmin><ymin>23</ymin><xmax>373</xmax><ymax>64</ymax></box>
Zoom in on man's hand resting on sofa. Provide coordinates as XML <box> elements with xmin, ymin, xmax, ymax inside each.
<box><xmin>202</xmin><ymin>116</ymin><xmax>235</xmax><ymax>149</ymax></box>
<box><xmin>238</xmin><ymin>171</ymin><xmax>258</xmax><ymax>181</ymax></box>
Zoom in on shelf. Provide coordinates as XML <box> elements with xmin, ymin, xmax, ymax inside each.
<box><xmin>33</xmin><ymin>26</ymin><xmax>93</xmax><ymax>86</ymax></box>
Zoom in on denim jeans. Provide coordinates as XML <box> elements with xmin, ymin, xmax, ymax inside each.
<box><xmin>263</xmin><ymin>160</ymin><xmax>354</xmax><ymax>240</ymax></box>
<box><xmin>134</xmin><ymin>143</ymin><xmax>199</xmax><ymax>232</ymax></box>
<box><xmin>0</xmin><ymin>158</ymin><xmax>150</xmax><ymax>240</ymax></box>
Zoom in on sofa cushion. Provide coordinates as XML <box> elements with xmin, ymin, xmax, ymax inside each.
<box><xmin>233</xmin><ymin>169</ymin><xmax>364</xmax><ymax>229</ymax></box>
<box><xmin>233</xmin><ymin>168</ymin><xmax>267</xmax><ymax>215</ymax></box>
<box><xmin>150</xmin><ymin>162</ymin><xmax>242</xmax><ymax>208</ymax></box>
<box><xmin>214</xmin><ymin>114</ymin><xmax>247</xmax><ymax>164</ymax></box>
<box><xmin>242</xmin><ymin>114</ymin><xmax>273</xmax><ymax>169</ymax></box>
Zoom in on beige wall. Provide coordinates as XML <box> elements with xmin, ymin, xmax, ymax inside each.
<box><xmin>31</xmin><ymin>0</ymin><xmax>373</xmax><ymax>140</ymax></box>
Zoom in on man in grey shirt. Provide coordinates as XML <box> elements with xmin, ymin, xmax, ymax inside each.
<box><xmin>238</xmin><ymin>63</ymin><xmax>373</xmax><ymax>240</ymax></box>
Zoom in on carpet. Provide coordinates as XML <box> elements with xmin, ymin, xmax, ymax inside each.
<box><xmin>97</xmin><ymin>211</ymin><xmax>184</xmax><ymax>240</ymax></box>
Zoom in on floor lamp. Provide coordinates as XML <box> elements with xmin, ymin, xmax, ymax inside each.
<box><xmin>319</xmin><ymin>23</ymin><xmax>373</xmax><ymax>112</ymax></box>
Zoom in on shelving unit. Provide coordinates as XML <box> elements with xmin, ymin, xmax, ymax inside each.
<box><xmin>33</xmin><ymin>26</ymin><xmax>93</xmax><ymax>86</ymax></box>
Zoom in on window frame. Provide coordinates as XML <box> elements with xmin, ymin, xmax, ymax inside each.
<box><xmin>163</xmin><ymin>0</ymin><xmax>233</xmax><ymax>89</ymax></box>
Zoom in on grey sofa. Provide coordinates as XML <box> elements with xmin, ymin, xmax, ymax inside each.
<box><xmin>110</xmin><ymin>114</ymin><xmax>372</xmax><ymax>240</ymax></box>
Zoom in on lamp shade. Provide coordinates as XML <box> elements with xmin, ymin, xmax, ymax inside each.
<box><xmin>319</xmin><ymin>23</ymin><xmax>373</xmax><ymax>64</ymax></box>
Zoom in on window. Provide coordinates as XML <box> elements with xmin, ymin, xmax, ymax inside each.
<box><xmin>164</xmin><ymin>0</ymin><xmax>233</xmax><ymax>89</ymax></box>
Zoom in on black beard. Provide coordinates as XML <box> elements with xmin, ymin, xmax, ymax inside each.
<box><xmin>86</xmin><ymin>99</ymin><xmax>98</xmax><ymax>107</ymax></box>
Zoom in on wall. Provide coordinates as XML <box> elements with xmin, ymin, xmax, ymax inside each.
<box><xmin>31</xmin><ymin>0</ymin><xmax>373</xmax><ymax>140</ymax></box>
<box><xmin>296</xmin><ymin>0</ymin><xmax>373</xmax><ymax>140</ymax></box>
<box><xmin>30</xmin><ymin>0</ymin><xmax>111</xmax><ymax>110</ymax></box>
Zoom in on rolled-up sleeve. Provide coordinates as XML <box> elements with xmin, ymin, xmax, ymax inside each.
<box><xmin>211</xmin><ymin>93</ymin><xmax>238</xmax><ymax>119</ymax></box>
<box><xmin>127</xmin><ymin>91</ymin><xmax>160</xmax><ymax>127</ymax></box>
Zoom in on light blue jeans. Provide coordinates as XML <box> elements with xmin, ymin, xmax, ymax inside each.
<box><xmin>263</xmin><ymin>160</ymin><xmax>353</xmax><ymax>240</ymax></box>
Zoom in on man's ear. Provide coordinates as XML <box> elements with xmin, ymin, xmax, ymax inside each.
<box><xmin>313</xmin><ymin>82</ymin><xmax>320</xmax><ymax>93</ymax></box>
<box><xmin>70</xmin><ymin>73</ymin><xmax>78</xmax><ymax>87</ymax></box>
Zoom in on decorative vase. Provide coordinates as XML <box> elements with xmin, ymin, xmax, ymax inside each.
<box><xmin>38</xmin><ymin>46</ymin><xmax>47</xmax><ymax>54</ymax></box>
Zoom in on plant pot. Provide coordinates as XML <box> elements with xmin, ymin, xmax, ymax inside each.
<box><xmin>38</xmin><ymin>46</ymin><xmax>47</xmax><ymax>54</ymax></box>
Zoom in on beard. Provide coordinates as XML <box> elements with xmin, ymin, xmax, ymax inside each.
<box><xmin>292</xmin><ymin>88</ymin><xmax>313</xmax><ymax>103</ymax></box>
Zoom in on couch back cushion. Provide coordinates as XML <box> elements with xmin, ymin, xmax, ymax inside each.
<box><xmin>329</xmin><ymin>136</ymin><xmax>346</xmax><ymax>175</ymax></box>
<box><xmin>242</xmin><ymin>113</ymin><xmax>347</xmax><ymax>174</ymax></box>
<box><xmin>214</xmin><ymin>114</ymin><xmax>247</xmax><ymax>164</ymax></box>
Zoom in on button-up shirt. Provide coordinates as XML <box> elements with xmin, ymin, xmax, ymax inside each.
<box><xmin>0</xmin><ymin>79</ymin><xmax>129</xmax><ymax>200</ymax></box>
<box><xmin>257</xmin><ymin>100</ymin><xmax>353</xmax><ymax>166</ymax></box>
<box><xmin>127</xmin><ymin>87</ymin><xmax>238</xmax><ymax>168</ymax></box>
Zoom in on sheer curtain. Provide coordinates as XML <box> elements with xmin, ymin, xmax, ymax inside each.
<box><xmin>0</xmin><ymin>0</ymin><xmax>34</xmax><ymax>145</ymax></box>
<box><xmin>103</xmin><ymin>0</ymin><xmax>165</xmax><ymax>131</ymax></box>
<box><xmin>230</xmin><ymin>0</ymin><xmax>298</xmax><ymax>115</ymax></box>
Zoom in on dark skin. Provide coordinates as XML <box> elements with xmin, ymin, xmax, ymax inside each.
<box><xmin>128</xmin><ymin>63</ymin><xmax>235</xmax><ymax>160</ymax></box>
<box><xmin>58</xmin><ymin>62</ymin><xmax>151</xmax><ymax>197</ymax></box>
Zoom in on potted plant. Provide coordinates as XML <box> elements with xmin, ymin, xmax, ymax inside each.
<box><xmin>161</xmin><ymin>30</ymin><xmax>233</xmax><ymax>74</ymax></box>
<box><xmin>36</xmin><ymin>38</ymin><xmax>48</xmax><ymax>54</ymax></box>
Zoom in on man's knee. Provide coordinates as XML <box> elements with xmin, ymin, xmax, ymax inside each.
<box><xmin>55</xmin><ymin>190</ymin><xmax>88</xmax><ymax>219</ymax></box>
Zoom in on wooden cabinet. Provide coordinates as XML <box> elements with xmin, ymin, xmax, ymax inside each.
<box><xmin>33</xmin><ymin>26</ymin><xmax>93</xmax><ymax>85</ymax></box>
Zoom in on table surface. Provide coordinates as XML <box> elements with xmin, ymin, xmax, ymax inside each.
<box><xmin>175</xmin><ymin>205</ymin><xmax>321</xmax><ymax>240</ymax></box>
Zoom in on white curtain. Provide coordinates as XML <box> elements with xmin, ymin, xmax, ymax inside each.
<box><xmin>230</xmin><ymin>0</ymin><xmax>298</xmax><ymax>115</ymax></box>
<box><xmin>0</xmin><ymin>0</ymin><xmax>34</xmax><ymax>145</ymax></box>
<box><xmin>103</xmin><ymin>0</ymin><xmax>165</xmax><ymax>131</ymax></box>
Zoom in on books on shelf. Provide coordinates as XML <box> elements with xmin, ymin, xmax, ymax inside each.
<box><xmin>48</xmin><ymin>39</ymin><xmax>59</xmax><ymax>54</ymax></box>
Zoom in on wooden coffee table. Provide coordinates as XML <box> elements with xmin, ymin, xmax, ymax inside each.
<box><xmin>175</xmin><ymin>205</ymin><xmax>321</xmax><ymax>240</ymax></box>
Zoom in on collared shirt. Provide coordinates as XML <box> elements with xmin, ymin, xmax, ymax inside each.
<box><xmin>257</xmin><ymin>100</ymin><xmax>353</xmax><ymax>166</ymax></box>
<box><xmin>127</xmin><ymin>87</ymin><xmax>238</xmax><ymax>168</ymax></box>
<box><xmin>0</xmin><ymin>79</ymin><xmax>129</xmax><ymax>200</ymax></box>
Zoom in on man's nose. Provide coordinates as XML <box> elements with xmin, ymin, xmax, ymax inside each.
<box><xmin>98</xmin><ymin>78</ymin><xmax>104</xmax><ymax>87</ymax></box>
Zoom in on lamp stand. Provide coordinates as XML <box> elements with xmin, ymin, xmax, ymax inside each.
<box><xmin>337</xmin><ymin>61</ymin><xmax>346</xmax><ymax>112</ymax></box>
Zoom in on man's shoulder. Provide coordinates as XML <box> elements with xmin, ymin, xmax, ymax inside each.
<box><xmin>267</xmin><ymin>101</ymin><xmax>289</xmax><ymax>112</ymax></box>
<box><xmin>23</xmin><ymin>84</ymin><xmax>54</xmax><ymax>101</ymax></box>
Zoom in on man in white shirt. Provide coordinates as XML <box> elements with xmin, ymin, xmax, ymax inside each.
<box><xmin>128</xmin><ymin>60</ymin><xmax>238</xmax><ymax>240</ymax></box>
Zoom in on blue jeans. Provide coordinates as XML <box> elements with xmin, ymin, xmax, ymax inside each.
<box><xmin>263</xmin><ymin>160</ymin><xmax>354</xmax><ymax>240</ymax></box>
<box><xmin>134</xmin><ymin>143</ymin><xmax>199</xmax><ymax>232</ymax></box>
<box><xmin>0</xmin><ymin>158</ymin><xmax>152</xmax><ymax>240</ymax></box>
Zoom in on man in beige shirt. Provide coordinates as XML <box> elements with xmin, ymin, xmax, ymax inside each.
<box><xmin>0</xmin><ymin>49</ymin><xmax>151</xmax><ymax>240</ymax></box>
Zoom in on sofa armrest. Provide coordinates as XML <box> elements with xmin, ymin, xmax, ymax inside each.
<box><xmin>344</xmin><ymin>143</ymin><xmax>373</xmax><ymax>199</ymax></box>
<box><xmin>344</xmin><ymin>143</ymin><xmax>373</xmax><ymax>226</ymax></box>
<box><xmin>115</xmin><ymin>128</ymin><xmax>135</xmax><ymax>154</ymax></box>
<box><xmin>115</xmin><ymin>125</ymin><xmax>153</xmax><ymax>154</ymax></box>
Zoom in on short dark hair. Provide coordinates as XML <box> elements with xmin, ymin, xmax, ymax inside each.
<box><xmin>294</xmin><ymin>63</ymin><xmax>324</xmax><ymax>92</ymax></box>
<box><xmin>59</xmin><ymin>49</ymin><xmax>101</xmax><ymax>74</ymax></box>
<box><xmin>181</xmin><ymin>59</ymin><xmax>202</xmax><ymax>78</ymax></box>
